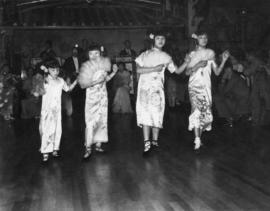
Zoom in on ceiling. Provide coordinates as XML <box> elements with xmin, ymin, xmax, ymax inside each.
<box><xmin>1</xmin><ymin>0</ymin><xmax>186</xmax><ymax>28</ymax></box>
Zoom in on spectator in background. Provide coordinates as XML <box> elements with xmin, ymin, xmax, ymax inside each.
<box><xmin>119</xmin><ymin>40</ymin><xmax>137</xmax><ymax>58</ymax></box>
<box><xmin>0</xmin><ymin>64</ymin><xmax>17</xmax><ymax>120</ymax></box>
<box><xmin>112</xmin><ymin>62</ymin><xmax>133</xmax><ymax>114</ymax></box>
<box><xmin>40</xmin><ymin>40</ymin><xmax>56</xmax><ymax>60</ymax></box>
<box><xmin>62</xmin><ymin>45</ymin><xmax>83</xmax><ymax>116</ymax></box>
<box><xmin>214</xmin><ymin>60</ymin><xmax>250</xmax><ymax>127</ymax></box>
<box><xmin>21</xmin><ymin>67</ymin><xmax>41</xmax><ymax>119</ymax></box>
<box><xmin>245</xmin><ymin>50</ymin><xmax>270</xmax><ymax>125</ymax></box>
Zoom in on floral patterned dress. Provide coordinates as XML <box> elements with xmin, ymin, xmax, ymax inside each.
<box><xmin>187</xmin><ymin>49</ymin><xmax>217</xmax><ymax>131</ymax></box>
<box><xmin>78</xmin><ymin>59</ymin><xmax>111</xmax><ymax>147</ymax></box>
<box><xmin>39</xmin><ymin>76</ymin><xmax>70</xmax><ymax>154</ymax></box>
<box><xmin>135</xmin><ymin>47</ymin><xmax>176</xmax><ymax>128</ymax></box>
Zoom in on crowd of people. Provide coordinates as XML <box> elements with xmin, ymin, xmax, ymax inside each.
<box><xmin>1</xmin><ymin>29</ymin><xmax>270</xmax><ymax>161</ymax></box>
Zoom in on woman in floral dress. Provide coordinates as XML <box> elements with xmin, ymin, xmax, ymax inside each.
<box><xmin>135</xmin><ymin>31</ymin><xmax>190</xmax><ymax>154</ymax></box>
<box><xmin>186</xmin><ymin>32</ymin><xmax>229</xmax><ymax>151</ymax></box>
<box><xmin>78</xmin><ymin>45</ymin><xmax>118</xmax><ymax>159</ymax></box>
<box><xmin>39</xmin><ymin>59</ymin><xmax>77</xmax><ymax>162</ymax></box>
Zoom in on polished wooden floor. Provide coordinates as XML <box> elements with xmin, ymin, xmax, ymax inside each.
<box><xmin>1</xmin><ymin>108</ymin><xmax>270</xmax><ymax>211</ymax></box>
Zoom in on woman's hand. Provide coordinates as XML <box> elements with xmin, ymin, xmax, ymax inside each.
<box><xmin>195</xmin><ymin>60</ymin><xmax>208</xmax><ymax>69</ymax></box>
<box><xmin>222</xmin><ymin>50</ymin><xmax>230</xmax><ymax>62</ymax></box>
<box><xmin>184</xmin><ymin>54</ymin><xmax>191</xmax><ymax>64</ymax></box>
<box><xmin>112</xmin><ymin>64</ymin><xmax>118</xmax><ymax>73</ymax></box>
<box><xmin>155</xmin><ymin>64</ymin><xmax>166</xmax><ymax>72</ymax></box>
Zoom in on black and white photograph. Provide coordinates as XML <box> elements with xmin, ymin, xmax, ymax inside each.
<box><xmin>1</xmin><ymin>0</ymin><xmax>270</xmax><ymax>210</ymax></box>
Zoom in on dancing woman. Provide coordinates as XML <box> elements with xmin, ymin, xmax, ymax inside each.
<box><xmin>186</xmin><ymin>31</ymin><xmax>229</xmax><ymax>151</ymax></box>
<box><xmin>78</xmin><ymin>45</ymin><xmax>118</xmax><ymax>159</ymax></box>
<box><xmin>135</xmin><ymin>30</ymin><xmax>190</xmax><ymax>155</ymax></box>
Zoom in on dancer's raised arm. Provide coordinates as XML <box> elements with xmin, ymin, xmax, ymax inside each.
<box><xmin>212</xmin><ymin>50</ymin><xmax>230</xmax><ymax>76</ymax></box>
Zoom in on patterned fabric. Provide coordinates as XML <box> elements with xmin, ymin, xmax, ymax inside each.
<box><xmin>81</xmin><ymin>59</ymin><xmax>111</xmax><ymax>147</ymax></box>
<box><xmin>39</xmin><ymin>76</ymin><xmax>69</xmax><ymax>154</ymax></box>
<box><xmin>135</xmin><ymin>47</ymin><xmax>176</xmax><ymax>128</ymax></box>
<box><xmin>187</xmin><ymin>49</ymin><xmax>216</xmax><ymax>131</ymax></box>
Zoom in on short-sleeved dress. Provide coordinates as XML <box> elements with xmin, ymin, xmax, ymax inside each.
<box><xmin>39</xmin><ymin>76</ymin><xmax>70</xmax><ymax>154</ymax></box>
<box><xmin>78</xmin><ymin>58</ymin><xmax>111</xmax><ymax>147</ymax></box>
<box><xmin>187</xmin><ymin>49</ymin><xmax>216</xmax><ymax>131</ymax></box>
<box><xmin>135</xmin><ymin>47</ymin><xmax>176</xmax><ymax>128</ymax></box>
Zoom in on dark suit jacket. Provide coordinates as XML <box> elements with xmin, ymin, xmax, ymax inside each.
<box><xmin>62</xmin><ymin>57</ymin><xmax>82</xmax><ymax>82</ymax></box>
<box><xmin>119</xmin><ymin>49</ymin><xmax>137</xmax><ymax>58</ymax></box>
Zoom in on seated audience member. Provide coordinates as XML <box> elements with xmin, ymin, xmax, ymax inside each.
<box><xmin>112</xmin><ymin>63</ymin><xmax>133</xmax><ymax>113</ymax></box>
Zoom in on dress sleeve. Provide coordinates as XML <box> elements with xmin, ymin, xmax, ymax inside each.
<box><xmin>135</xmin><ymin>53</ymin><xmax>145</xmax><ymax>67</ymax></box>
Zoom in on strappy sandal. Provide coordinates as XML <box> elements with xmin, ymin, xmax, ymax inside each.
<box><xmin>42</xmin><ymin>153</ymin><xmax>49</xmax><ymax>162</ymax></box>
<box><xmin>152</xmin><ymin>139</ymin><xmax>159</xmax><ymax>147</ymax></box>
<box><xmin>143</xmin><ymin>140</ymin><xmax>151</xmax><ymax>155</ymax></box>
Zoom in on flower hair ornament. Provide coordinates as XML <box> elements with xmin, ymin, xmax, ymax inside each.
<box><xmin>100</xmin><ymin>46</ymin><xmax>104</xmax><ymax>52</ymax></box>
<box><xmin>191</xmin><ymin>33</ymin><xmax>198</xmax><ymax>40</ymax></box>
<box><xmin>40</xmin><ymin>65</ymin><xmax>48</xmax><ymax>73</ymax></box>
<box><xmin>149</xmin><ymin>33</ymin><xmax>155</xmax><ymax>40</ymax></box>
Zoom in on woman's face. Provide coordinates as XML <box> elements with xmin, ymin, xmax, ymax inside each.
<box><xmin>89</xmin><ymin>50</ymin><xmax>101</xmax><ymax>60</ymax></box>
<box><xmin>197</xmin><ymin>34</ymin><xmax>208</xmax><ymax>47</ymax></box>
<box><xmin>48</xmin><ymin>67</ymin><xmax>59</xmax><ymax>78</ymax></box>
<box><xmin>154</xmin><ymin>35</ymin><xmax>166</xmax><ymax>49</ymax></box>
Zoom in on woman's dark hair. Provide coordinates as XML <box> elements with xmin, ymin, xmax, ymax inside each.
<box><xmin>154</xmin><ymin>29</ymin><xmax>167</xmax><ymax>38</ymax></box>
<box><xmin>45</xmin><ymin>58</ymin><xmax>60</xmax><ymax>69</ymax></box>
<box><xmin>196</xmin><ymin>30</ymin><xmax>208</xmax><ymax>37</ymax></box>
<box><xmin>88</xmin><ymin>44</ymin><xmax>101</xmax><ymax>52</ymax></box>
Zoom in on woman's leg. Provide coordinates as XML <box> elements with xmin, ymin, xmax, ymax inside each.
<box><xmin>142</xmin><ymin>125</ymin><xmax>151</xmax><ymax>153</ymax></box>
<box><xmin>194</xmin><ymin>127</ymin><xmax>202</xmax><ymax>150</ymax></box>
<box><xmin>152</xmin><ymin>127</ymin><xmax>160</xmax><ymax>146</ymax></box>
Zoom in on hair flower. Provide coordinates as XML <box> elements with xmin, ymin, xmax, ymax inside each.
<box><xmin>149</xmin><ymin>33</ymin><xmax>155</xmax><ymax>39</ymax></box>
<box><xmin>40</xmin><ymin>65</ymin><xmax>48</xmax><ymax>73</ymax></box>
<box><xmin>191</xmin><ymin>33</ymin><xmax>198</xmax><ymax>39</ymax></box>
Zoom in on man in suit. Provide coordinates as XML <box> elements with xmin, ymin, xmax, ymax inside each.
<box><xmin>62</xmin><ymin>46</ymin><xmax>84</xmax><ymax>116</ymax></box>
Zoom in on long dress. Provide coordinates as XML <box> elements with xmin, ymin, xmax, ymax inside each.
<box><xmin>39</xmin><ymin>76</ymin><xmax>70</xmax><ymax>154</ymax></box>
<box><xmin>187</xmin><ymin>49</ymin><xmax>216</xmax><ymax>131</ymax></box>
<box><xmin>135</xmin><ymin>47</ymin><xmax>176</xmax><ymax>128</ymax></box>
<box><xmin>78</xmin><ymin>58</ymin><xmax>111</xmax><ymax>147</ymax></box>
<box><xmin>112</xmin><ymin>70</ymin><xmax>133</xmax><ymax>113</ymax></box>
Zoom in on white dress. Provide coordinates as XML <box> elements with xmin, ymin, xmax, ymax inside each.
<box><xmin>39</xmin><ymin>76</ymin><xmax>69</xmax><ymax>154</ymax></box>
<box><xmin>78</xmin><ymin>59</ymin><xmax>111</xmax><ymax>147</ymax></box>
<box><xmin>135</xmin><ymin>47</ymin><xmax>176</xmax><ymax>128</ymax></box>
<box><xmin>187</xmin><ymin>49</ymin><xmax>217</xmax><ymax>131</ymax></box>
